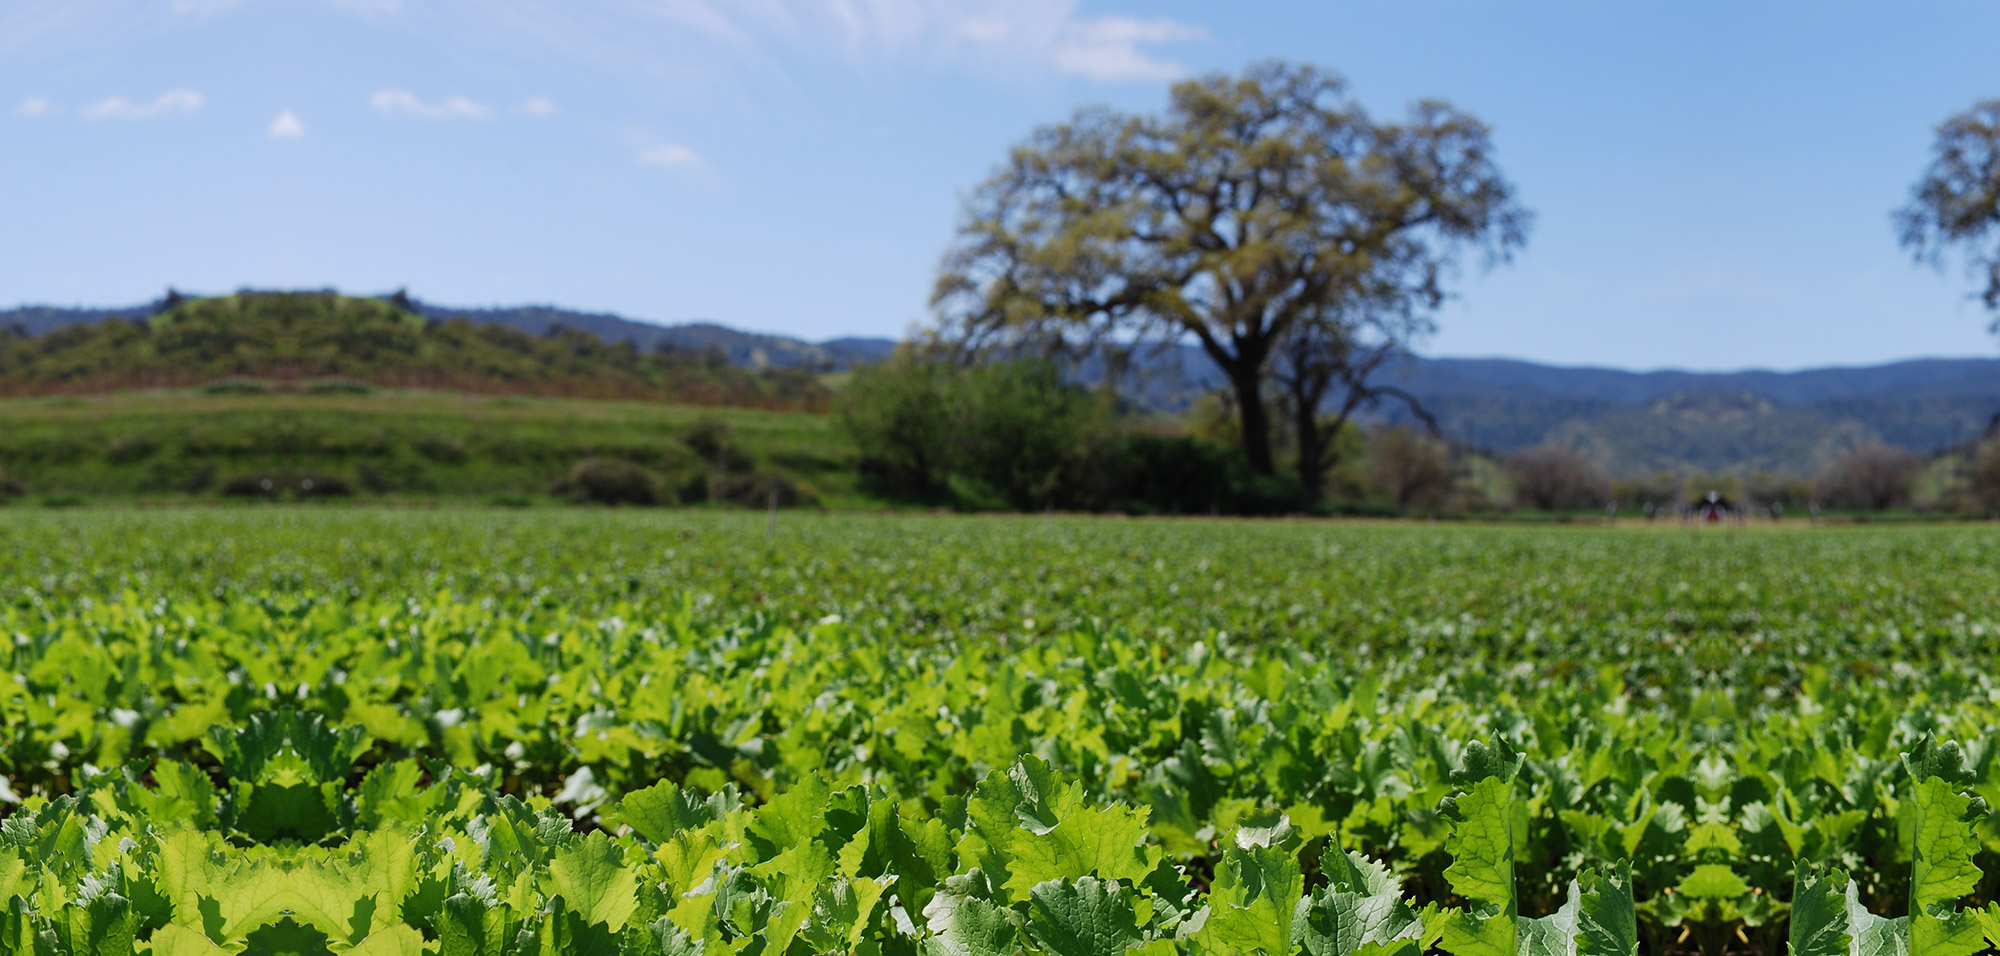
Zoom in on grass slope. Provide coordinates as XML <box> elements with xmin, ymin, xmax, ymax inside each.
<box><xmin>0</xmin><ymin>388</ymin><xmax>868</xmax><ymax>505</ymax></box>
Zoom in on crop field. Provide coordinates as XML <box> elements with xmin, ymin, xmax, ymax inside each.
<box><xmin>5</xmin><ymin>511</ymin><xmax>2000</xmax><ymax>956</ymax></box>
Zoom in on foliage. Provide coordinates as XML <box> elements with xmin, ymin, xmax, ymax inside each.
<box><xmin>1504</xmin><ymin>444</ymin><xmax>1608</xmax><ymax>510</ymax></box>
<box><xmin>932</xmin><ymin>60</ymin><xmax>1529</xmax><ymax>478</ymax></box>
<box><xmin>838</xmin><ymin>355</ymin><xmax>1293</xmax><ymax>513</ymax></box>
<box><xmin>1816</xmin><ymin>442</ymin><xmax>1922</xmax><ymax>510</ymax></box>
<box><xmin>0</xmin><ymin>391</ymin><xmax>850</xmax><ymax>504</ymax></box>
<box><xmin>550</xmin><ymin>457</ymin><xmax>666</xmax><ymax>506</ymax></box>
<box><xmin>1364</xmin><ymin>427</ymin><xmax>1456</xmax><ymax>511</ymax></box>
<box><xmin>1898</xmin><ymin>100</ymin><xmax>2000</xmax><ymax>319</ymax></box>
<box><xmin>837</xmin><ymin>350</ymin><xmax>957</xmax><ymax>495</ymax></box>
<box><xmin>4</xmin><ymin>513</ymin><xmax>2000</xmax><ymax>951</ymax></box>
<box><xmin>952</xmin><ymin>359</ymin><xmax>1106</xmax><ymax>510</ymax></box>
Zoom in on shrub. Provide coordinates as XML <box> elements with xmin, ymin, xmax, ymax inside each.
<box><xmin>1364</xmin><ymin>428</ymin><xmax>1456</xmax><ymax>512</ymax></box>
<box><xmin>551</xmin><ymin>457</ymin><xmax>664</xmax><ymax>506</ymax></box>
<box><xmin>837</xmin><ymin>351</ymin><xmax>955</xmax><ymax>495</ymax></box>
<box><xmin>952</xmin><ymin>359</ymin><xmax>1105</xmax><ymax>510</ymax></box>
<box><xmin>221</xmin><ymin>475</ymin><xmax>279</xmax><ymax>498</ymax></box>
<box><xmin>673</xmin><ymin>471</ymin><xmax>711</xmax><ymax>504</ymax></box>
<box><xmin>359</xmin><ymin>456</ymin><xmax>436</xmax><ymax>494</ymax></box>
<box><xmin>297</xmin><ymin>475</ymin><xmax>353</xmax><ymax>498</ymax></box>
<box><xmin>1818</xmin><ymin>443</ymin><xmax>1921</xmax><ymax>510</ymax></box>
<box><xmin>413</xmin><ymin>434</ymin><xmax>470</xmax><ymax>464</ymax></box>
<box><xmin>1970</xmin><ymin>440</ymin><xmax>2000</xmax><ymax>513</ymax></box>
<box><xmin>0</xmin><ymin>468</ymin><xmax>23</xmax><ymax>501</ymax></box>
<box><xmin>710</xmin><ymin>471</ymin><xmax>816</xmax><ymax>508</ymax></box>
<box><xmin>680</xmin><ymin>418</ymin><xmax>752</xmax><ymax>473</ymax></box>
<box><xmin>1505</xmin><ymin>444</ymin><xmax>1609</xmax><ymax>510</ymax></box>
<box><xmin>105</xmin><ymin>434</ymin><xmax>161</xmax><ymax>464</ymax></box>
<box><xmin>1069</xmin><ymin>433</ymin><xmax>1299</xmax><ymax>515</ymax></box>
<box><xmin>203</xmin><ymin>378</ymin><xmax>269</xmax><ymax>395</ymax></box>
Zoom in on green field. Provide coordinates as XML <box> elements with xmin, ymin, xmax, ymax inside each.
<box><xmin>7</xmin><ymin>511</ymin><xmax>2000</xmax><ymax>955</ymax></box>
<box><xmin>0</xmin><ymin>389</ymin><xmax>864</xmax><ymax>505</ymax></box>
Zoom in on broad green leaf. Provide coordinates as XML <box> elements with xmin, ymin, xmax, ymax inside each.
<box><xmin>1437</xmin><ymin>775</ymin><xmax>1517</xmax><ymax>956</ymax></box>
<box><xmin>1573</xmin><ymin>863</ymin><xmax>1636</xmax><ymax>956</ymax></box>
<box><xmin>1845</xmin><ymin>881</ymin><xmax>1909</xmax><ymax>956</ymax></box>
<box><xmin>548</xmin><ymin>830</ymin><xmax>640</xmax><ymax>930</ymax></box>
<box><xmin>1675</xmin><ymin>865</ymin><xmax>1749</xmax><ymax>901</ymax></box>
<box><xmin>346</xmin><ymin>924</ymin><xmax>428</xmax><ymax>956</ymax></box>
<box><xmin>1003</xmin><ymin>804</ymin><xmax>1162</xmax><ymax>897</ymax></box>
<box><xmin>438</xmin><ymin>893</ymin><xmax>506</xmax><ymax>956</ymax></box>
<box><xmin>147</xmin><ymin>924</ymin><xmax>234</xmax><ymax>956</ymax></box>
<box><xmin>614</xmin><ymin>780</ymin><xmax>728</xmax><ymax>845</ymax></box>
<box><xmin>1200</xmin><ymin>836</ymin><xmax>1304</xmax><ymax>955</ymax></box>
<box><xmin>1292</xmin><ymin>851</ymin><xmax>1424</xmax><ymax>956</ymax></box>
<box><xmin>1441</xmin><ymin>778</ymin><xmax>1516</xmax><ymax>912</ymax></box>
<box><xmin>1789</xmin><ymin>864</ymin><xmax>1851</xmax><ymax>956</ymax></box>
<box><xmin>924</xmin><ymin>896</ymin><xmax>1017</xmax><ymax>956</ymax></box>
<box><xmin>1023</xmin><ymin>877</ymin><xmax>1143</xmax><ymax>956</ymax></box>
<box><xmin>1906</xmin><ymin>777</ymin><xmax>1982</xmax><ymax>912</ymax></box>
<box><xmin>1515</xmin><ymin>886</ymin><xmax>1577</xmax><ymax>956</ymax></box>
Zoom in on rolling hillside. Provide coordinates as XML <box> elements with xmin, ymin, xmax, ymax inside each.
<box><xmin>10</xmin><ymin>290</ymin><xmax>2000</xmax><ymax>475</ymax></box>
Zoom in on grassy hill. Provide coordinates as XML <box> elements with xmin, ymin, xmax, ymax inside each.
<box><xmin>0</xmin><ymin>389</ymin><xmax>866</xmax><ymax>506</ymax></box>
<box><xmin>0</xmin><ymin>291</ymin><xmax>829</xmax><ymax>408</ymax></box>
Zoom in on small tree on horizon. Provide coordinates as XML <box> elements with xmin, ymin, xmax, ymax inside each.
<box><xmin>1505</xmin><ymin>444</ymin><xmax>1608</xmax><ymax>511</ymax></box>
<box><xmin>1817</xmin><ymin>443</ymin><xmax>1922</xmax><ymax>511</ymax></box>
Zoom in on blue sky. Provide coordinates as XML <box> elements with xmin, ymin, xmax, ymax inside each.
<box><xmin>4</xmin><ymin>1</ymin><xmax>2000</xmax><ymax>371</ymax></box>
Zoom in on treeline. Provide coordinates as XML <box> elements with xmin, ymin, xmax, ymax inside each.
<box><xmin>1484</xmin><ymin>439</ymin><xmax>2000</xmax><ymax>516</ymax></box>
<box><xmin>0</xmin><ymin>291</ymin><xmax>828</xmax><ymax>410</ymax></box>
<box><xmin>839</xmin><ymin>351</ymin><xmax>2000</xmax><ymax>517</ymax></box>
<box><xmin>840</xmin><ymin>352</ymin><xmax>1472</xmax><ymax>515</ymax></box>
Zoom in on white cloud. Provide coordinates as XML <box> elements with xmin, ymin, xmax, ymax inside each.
<box><xmin>521</xmin><ymin>96</ymin><xmax>558</xmax><ymax>117</ymax></box>
<box><xmin>82</xmin><ymin>88</ymin><xmax>203</xmax><ymax>120</ymax></box>
<box><xmin>1048</xmin><ymin>16</ymin><xmax>1204</xmax><ymax>82</ymax></box>
<box><xmin>15</xmin><ymin>96</ymin><xmax>54</xmax><ymax>117</ymax></box>
<box><xmin>370</xmin><ymin>88</ymin><xmax>491</xmax><ymax>119</ymax></box>
<box><xmin>638</xmin><ymin>143</ymin><xmax>699</xmax><ymax>167</ymax></box>
<box><xmin>269</xmin><ymin>109</ymin><xmax>305</xmax><ymax>139</ymax></box>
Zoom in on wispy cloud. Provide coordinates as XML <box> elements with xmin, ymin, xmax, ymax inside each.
<box><xmin>15</xmin><ymin>96</ymin><xmax>55</xmax><ymax>118</ymax></box>
<box><xmin>411</xmin><ymin>0</ymin><xmax>1202</xmax><ymax>85</ymax></box>
<box><xmin>82</xmin><ymin>89</ymin><xmax>203</xmax><ymax>120</ymax></box>
<box><xmin>1048</xmin><ymin>16</ymin><xmax>1204</xmax><ymax>82</ymax></box>
<box><xmin>269</xmin><ymin>109</ymin><xmax>305</xmax><ymax>139</ymax></box>
<box><xmin>521</xmin><ymin>96</ymin><xmax>558</xmax><ymax>117</ymax></box>
<box><xmin>370</xmin><ymin>89</ymin><xmax>491</xmax><ymax>119</ymax></box>
<box><xmin>638</xmin><ymin>143</ymin><xmax>699</xmax><ymax>168</ymax></box>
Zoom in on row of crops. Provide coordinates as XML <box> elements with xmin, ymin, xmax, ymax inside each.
<box><xmin>6</xmin><ymin>511</ymin><xmax>2000</xmax><ymax>954</ymax></box>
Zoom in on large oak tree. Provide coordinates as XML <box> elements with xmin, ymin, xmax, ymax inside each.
<box><xmin>932</xmin><ymin>61</ymin><xmax>1529</xmax><ymax>487</ymax></box>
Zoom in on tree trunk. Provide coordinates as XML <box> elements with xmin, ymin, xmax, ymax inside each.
<box><xmin>1292</xmin><ymin>378</ymin><xmax>1327</xmax><ymax>503</ymax></box>
<box><xmin>1231</xmin><ymin>369</ymin><xmax>1275</xmax><ymax>476</ymax></box>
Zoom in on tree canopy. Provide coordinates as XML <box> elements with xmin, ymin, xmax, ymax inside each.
<box><xmin>932</xmin><ymin>60</ymin><xmax>1529</xmax><ymax>489</ymax></box>
<box><xmin>1898</xmin><ymin>100</ymin><xmax>2000</xmax><ymax>320</ymax></box>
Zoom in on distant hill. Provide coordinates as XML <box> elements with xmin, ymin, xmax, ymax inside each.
<box><xmin>0</xmin><ymin>293</ymin><xmax>900</xmax><ymax>372</ymax></box>
<box><xmin>1365</xmin><ymin>356</ymin><xmax>2000</xmax><ymax>474</ymax></box>
<box><xmin>0</xmin><ymin>291</ymin><xmax>827</xmax><ymax>408</ymax></box>
<box><xmin>395</xmin><ymin>299</ymin><xmax>898</xmax><ymax>370</ymax></box>
<box><xmin>10</xmin><ymin>291</ymin><xmax>2000</xmax><ymax>475</ymax></box>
